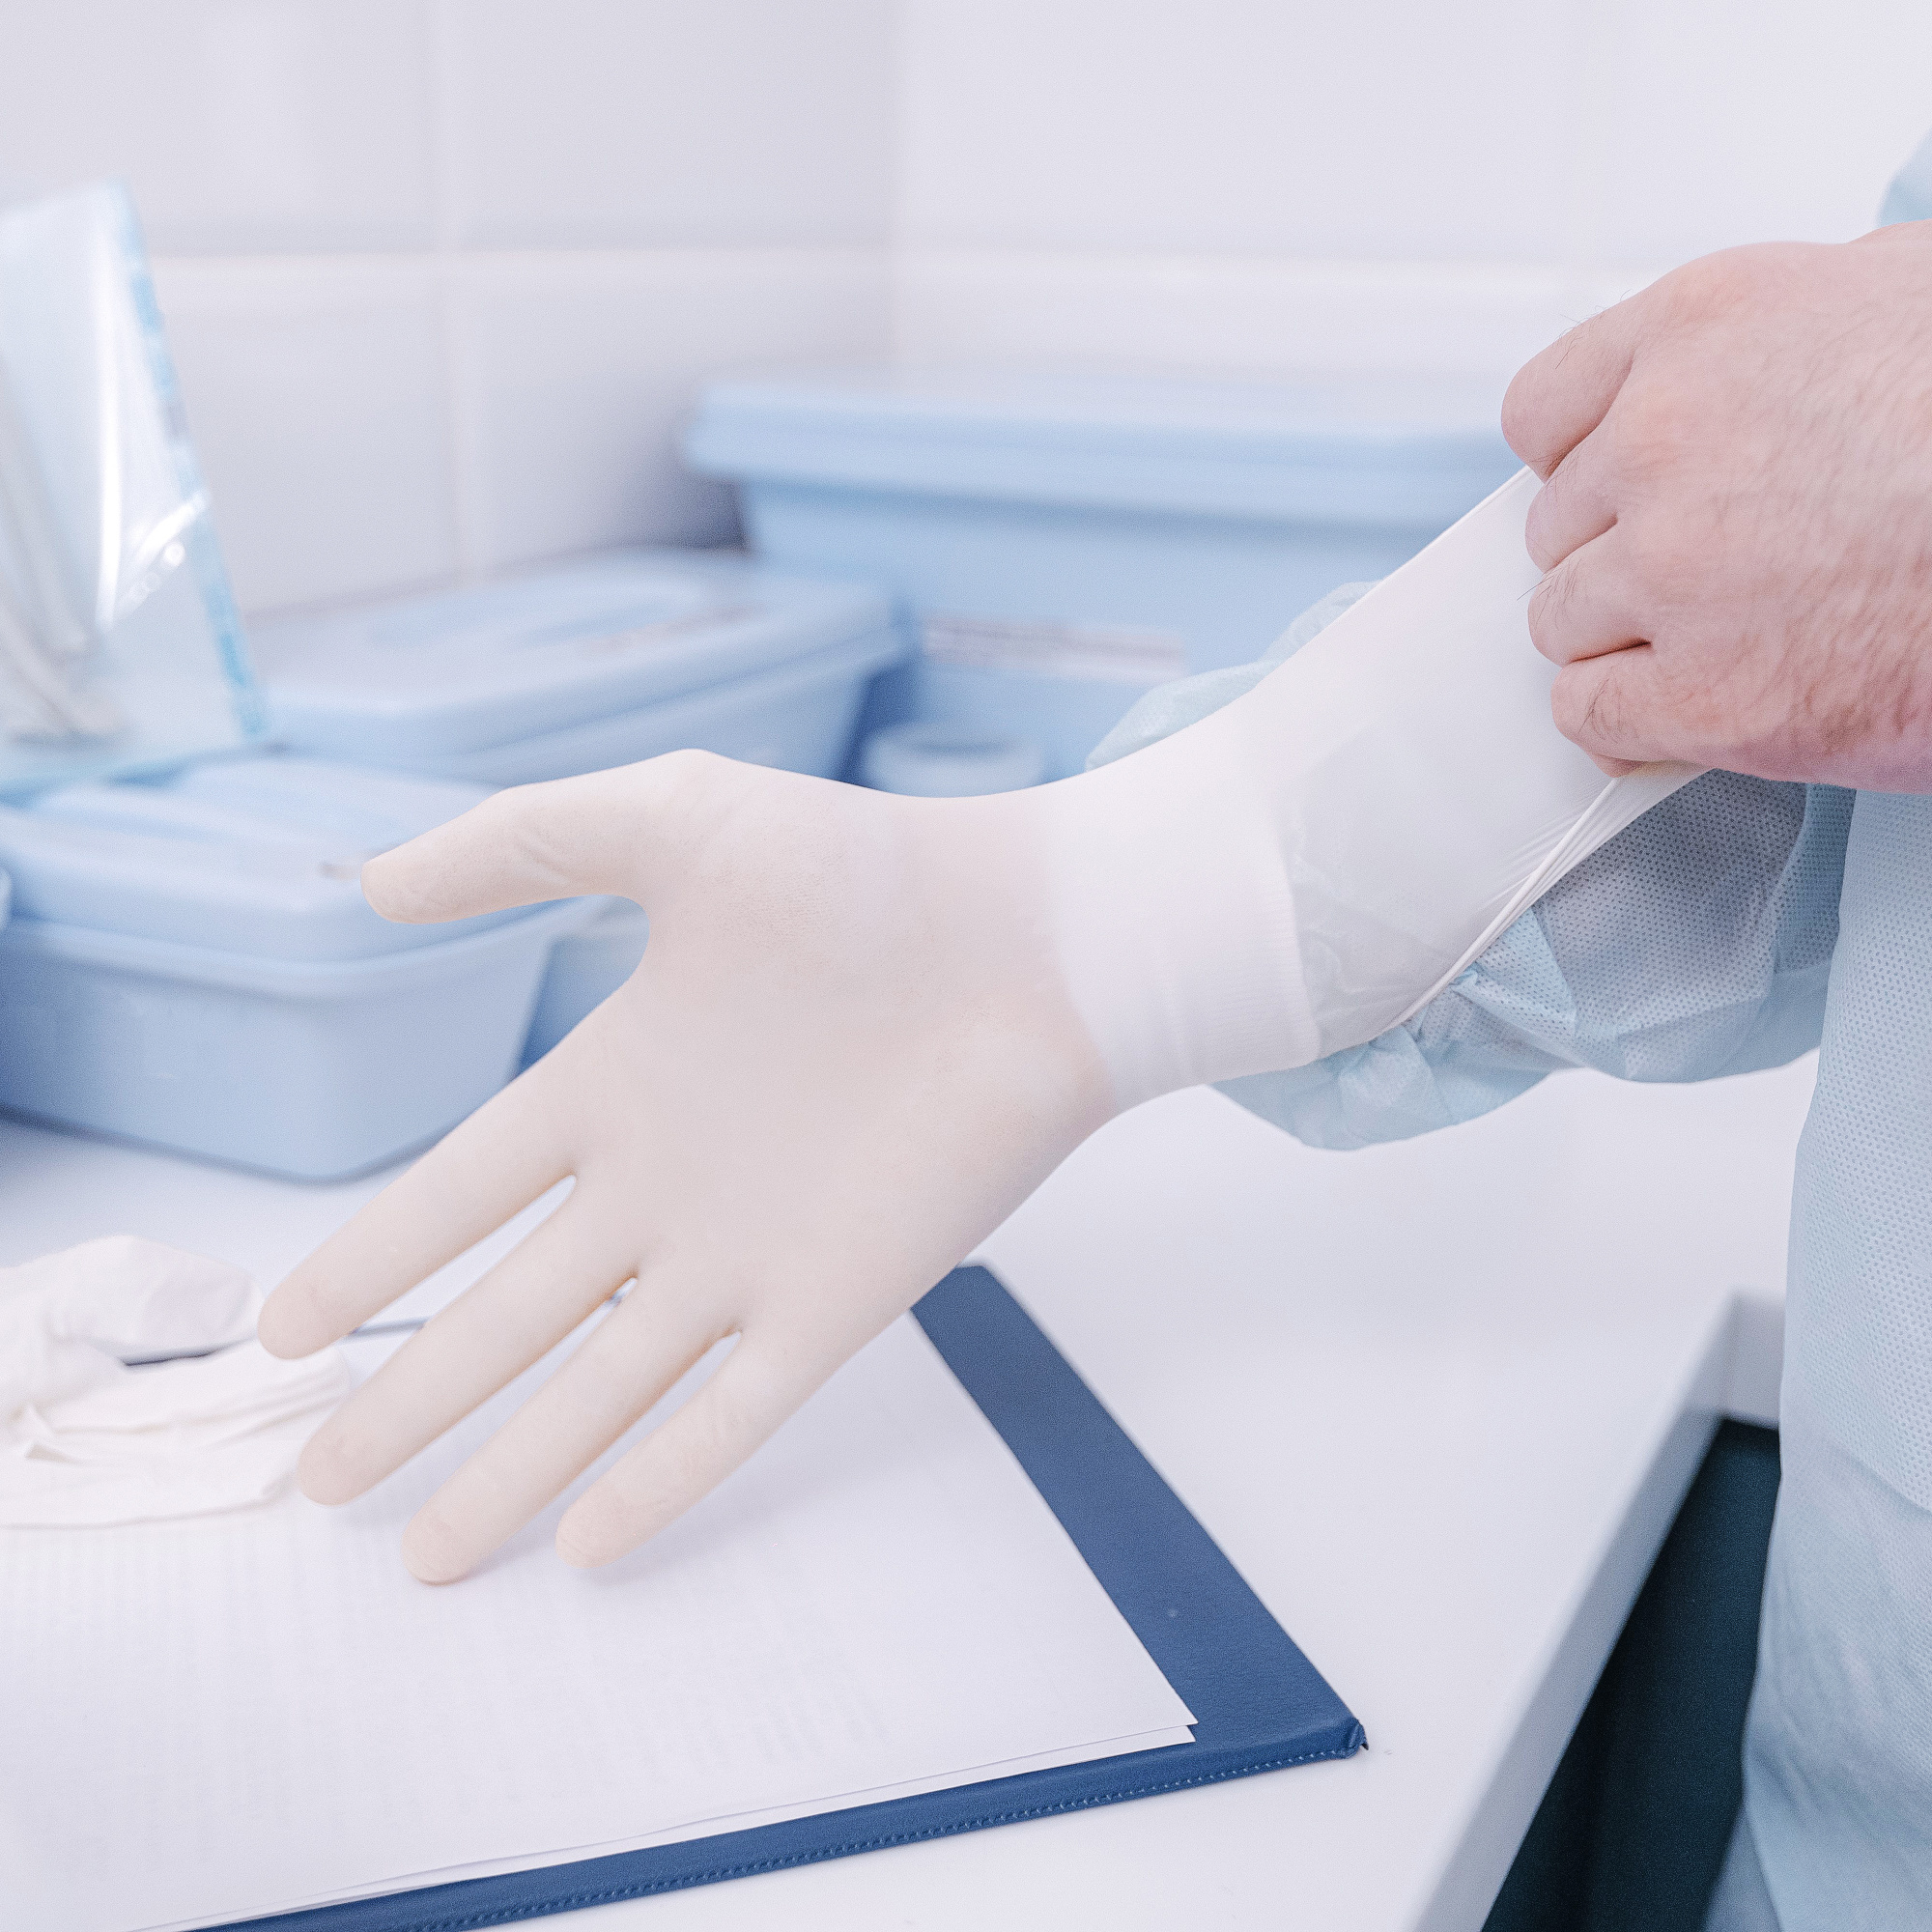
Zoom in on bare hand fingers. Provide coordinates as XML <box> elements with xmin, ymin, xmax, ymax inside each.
<box><xmin>1525</xmin><ymin>532</ymin><xmax>1650</xmax><ymax>668</ymax></box>
<box><xmin>1502</xmin><ymin>294</ymin><xmax>1649</xmax><ymax>477</ymax></box>
<box><xmin>1522</xmin><ymin>429</ymin><xmax>1619</xmax><ymax>571</ymax></box>
<box><xmin>402</xmin><ymin>1284</ymin><xmax>728</xmax><ymax>1583</ymax></box>
<box><xmin>259</xmin><ymin>1058</ymin><xmax>577</xmax><ymax>1358</ymax></box>
<box><xmin>298</xmin><ymin>1203</ymin><xmax>637</xmax><ymax>1505</ymax></box>
<box><xmin>1549</xmin><ymin>648</ymin><xmax>1672</xmax><ymax>770</ymax></box>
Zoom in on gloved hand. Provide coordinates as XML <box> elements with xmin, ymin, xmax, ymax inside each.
<box><xmin>260</xmin><ymin>470</ymin><xmax>1698</xmax><ymax>1582</ymax></box>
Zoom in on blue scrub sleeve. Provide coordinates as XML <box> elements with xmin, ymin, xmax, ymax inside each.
<box><xmin>1088</xmin><ymin>586</ymin><xmax>1853</xmax><ymax>1151</ymax></box>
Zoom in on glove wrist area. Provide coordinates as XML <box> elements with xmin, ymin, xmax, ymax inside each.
<box><xmin>1020</xmin><ymin>469</ymin><xmax>1701</xmax><ymax>1111</ymax></box>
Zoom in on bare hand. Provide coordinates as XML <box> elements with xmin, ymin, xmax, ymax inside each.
<box><xmin>1503</xmin><ymin>224</ymin><xmax>1932</xmax><ymax>787</ymax></box>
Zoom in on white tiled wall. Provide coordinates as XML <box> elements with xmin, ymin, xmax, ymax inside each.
<box><xmin>0</xmin><ymin>4</ymin><xmax>440</xmax><ymax>255</ymax></box>
<box><xmin>0</xmin><ymin>0</ymin><xmax>897</xmax><ymax>617</ymax></box>
<box><xmin>3</xmin><ymin>1</ymin><xmax>1927</xmax><ymax>617</ymax></box>
<box><xmin>450</xmin><ymin>250</ymin><xmax>891</xmax><ymax>570</ymax></box>
<box><xmin>440</xmin><ymin>1</ymin><xmax>896</xmax><ymax>249</ymax></box>
<box><xmin>152</xmin><ymin>260</ymin><xmax>459</xmax><ymax>613</ymax></box>
<box><xmin>895</xmin><ymin>0</ymin><xmax>1932</xmax><ymax>389</ymax></box>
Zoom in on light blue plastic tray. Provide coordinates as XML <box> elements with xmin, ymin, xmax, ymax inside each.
<box><xmin>0</xmin><ymin>754</ymin><xmax>591</xmax><ymax>1179</ymax></box>
<box><xmin>687</xmin><ymin>367</ymin><xmax>1519</xmax><ymax>779</ymax></box>
<box><xmin>254</xmin><ymin>548</ymin><xmax>901</xmax><ymax>779</ymax></box>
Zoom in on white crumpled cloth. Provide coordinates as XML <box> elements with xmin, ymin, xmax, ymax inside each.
<box><xmin>0</xmin><ymin>1235</ymin><xmax>349</xmax><ymax>1526</ymax></box>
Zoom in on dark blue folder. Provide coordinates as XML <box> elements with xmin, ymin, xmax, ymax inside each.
<box><xmin>234</xmin><ymin>1266</ymin><xmax>1363</xmax><ymax>1930</ymax></box>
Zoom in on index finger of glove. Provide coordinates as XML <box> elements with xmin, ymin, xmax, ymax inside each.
<box><xmin>361</xmin><ymin>751</ymin><xmax>725</xmax><ymax>925</ymax></box>
<box><xmin>1502</xmin><ymin>294</ymin><xmax>1648</xmax><ymax>478</ymax></box>
<box><xmin>297</xmin><ymin>1201</ymin><xmax>634</xmax><ymax>1507</ymax></box>
<box><xmin>258</xmin><ymin>1061</ymin><xmax>574</xmax><ymax>1358</ymax></box>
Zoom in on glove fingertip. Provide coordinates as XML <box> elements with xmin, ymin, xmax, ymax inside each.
<box><xmin>401</xmin><ymin>1506</ymin><xmax>477</xmax><ymax>1585</ymax></box>
<box><xmin>555</xmin><ymin>1492</ymin><xmax>644</xmax><ymax>1569</ymax></box>
<box><xmin>360</xmin><ymin>845</ymin><xmax>448</xmax><ymax>924</ymax></box>
<box><xmin>257</xmin><ymin>1276</ymin><xmax>330</xmax><ymax>1359</ymax></box>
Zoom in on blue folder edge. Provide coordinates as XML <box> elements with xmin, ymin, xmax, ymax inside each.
<box><xmin>232</xmin><ymin>1265</ymin><xmax>1365</xmax><ymax>1931</ymax></box>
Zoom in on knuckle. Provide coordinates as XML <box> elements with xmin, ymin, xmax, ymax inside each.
<box><xmin>1606</xmin><ymin>381</ymin><xmax>1697</xmax><ymax>482</ymax></box>
<box><xmin>599</xmin><ymin>1329</ymin><xmax>668</xmax><ymax>1414</ymax></box>
<box><xmin>645</xmin><ymin>746</ymin><xmax>731</xmax><ymax>804</ymax></box>
<box><xmin>635</xmin><ymin>748</ymin><xmax>747</xmax><ymax>857</ymax></box>
<box><xmin>1522</xmin><ymin>455</ymin><xmax>1592</xmax><ymax>569</ymax></box>
<box><xmin>1521</xmin><ymin>481</ymin><xmax>1559</xmax><ymax>567</ymax></box>
<box><xmin>1617</xmin><ymin>511</ymin><xmax>1696</xmax><ymax>603</ymax></box>
<box><xmin>1657</xmin><ymin>242</ymin><xmax>1821</xmax><ymax>337</ymax></box>
<box><xmin>1662</xmin><ymin>242</ymin><xmax>1773</xmax><ymax>317</ymax></box>
<box><xmin>1501</xmin><ymin>341</ymin><xmax>1578</xmax><ymax>469</ymax></box>
<box><xmin>466</xmin><ymin>783</ymin><xmax>532</xmax><ymax>845</ymax></box>
<box><xmin>1498</xmin><ymin>374</ymin><xmax>1546</xmax><ymax>467</ymax></box>
<box><xmin>1550</xmin><ymin>667</ymin><xmax>1610</xmax><ymax>746</ymax></box>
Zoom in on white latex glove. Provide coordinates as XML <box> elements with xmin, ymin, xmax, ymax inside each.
<box><xmin>260</xmin><ymin>470</ymin><xmax>1698</xmax><ymax>1581</ymax></box>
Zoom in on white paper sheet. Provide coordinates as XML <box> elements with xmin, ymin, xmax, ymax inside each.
<box><xmin>2</xmin><ymin>1307</ymin><xmax>1195</xmax><ymax>1932</ymax></box>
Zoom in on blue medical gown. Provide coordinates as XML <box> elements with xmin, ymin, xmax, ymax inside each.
<box><xmin>1091</xmin><ymin>593</ymin><xmax>1932</xmax><ymax>1929</ymax></box>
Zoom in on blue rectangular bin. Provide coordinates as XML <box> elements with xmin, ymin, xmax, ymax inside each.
<box><xmin>685</xmin><ymin>368</ymin><xmax>1518</xmax><ymax>779</ymax></box>
<box><xmin>0</xmin><ymin>755</ymin><xmax>590</xmax><ymax>1179</ymax></box>
<box><xmin>253</xmin><ymin>548</ymin><xmax>901</xmax><ymax>787</ymax></box>
<box><xmin>250</xmin><ymin>550</ymin><xmax>902</xmax><ymax>1068</ymax></box>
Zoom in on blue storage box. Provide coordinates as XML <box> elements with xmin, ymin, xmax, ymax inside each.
<box><xmin>686</xmin><ymin>368</ymin><xmax>1518</xmax><ymax>778</ymax></box>
<box><xmin>522</xmin><ymin>898</ymin><xmax>650</xmax><ymax>1066</ymax></box>
<box><xmin>859</xmin><ymin>721</ymin><xmax>1046</xmax><ymax>797</ymax></box>
<box><xmin>253</xmin><ymin>549</ymin><xmax>902</xmax><ymax>786</ymax></box>
<box><xmin>0</xmin><ymin>755</ymin><xmax>589</xmax><ymax>1179</ymax></box>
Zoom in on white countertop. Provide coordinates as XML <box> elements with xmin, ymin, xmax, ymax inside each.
<box><xmin>0</xmin><ymin>1054</ymin><xmax>1814</xmax><ymax>1931</ymax></box>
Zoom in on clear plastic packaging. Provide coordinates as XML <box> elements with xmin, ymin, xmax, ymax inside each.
<box><xmin>0</xmin><ymin>183</ymin><xmax>260</xmax><ymax>796</ymax></box>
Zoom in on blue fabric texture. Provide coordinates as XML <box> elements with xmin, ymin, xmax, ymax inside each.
<box><xmin>222</xmin><ymin>1267</ymin><xmax>1361</xmax><ymax>1932</ymax></box>
<box><xmin>1095</xmin><ymin>567</ymin><xmax>1932</xmax><ymax>1928</ymax></box>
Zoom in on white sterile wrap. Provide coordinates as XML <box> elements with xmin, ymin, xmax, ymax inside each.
<box><xmin>1041</xmin><ymin>468</ymin><xmax>1702</xmax><ymax>1106</ymax></box>
<box><xmin>0</xmin><ymin>1236</ymin><xmax>350</xmax><ymax>1526</ymax></box>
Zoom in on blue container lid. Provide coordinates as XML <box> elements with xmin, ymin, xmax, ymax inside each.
<box><xmin>860</xmin><ymin>723</ymin><xmax>1046</xmax><ymax>797</ymax></box>
<box><xmin>254</xmin><ymin>548</ymin><xmax>893</xmax><ymax>761</ymax></box>
<box><xmin>685</xmin><ymin>366</ymin><xmax>1518</xmax><ymax>528</ymax></box>
<box><xmin>0</xmin><ymin>753</ymin><xmax>525</xmax><ymax>961</ymax></box>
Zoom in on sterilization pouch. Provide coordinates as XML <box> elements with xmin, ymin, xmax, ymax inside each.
<box><xmin>0</xmin><ymin>183</ymin><xmax>259</xmax><ymax>795</ymax></box>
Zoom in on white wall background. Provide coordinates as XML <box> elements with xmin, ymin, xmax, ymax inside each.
<box><xmin>895</xmin><ymin>1</ymin><xmax>1932</xmax><ymax>381</ymax></box>
<box><xmin>2</xmin><ymin>0</ymin><xmax>1928</xmax><ymax>620</ymax></box>
<box><xmin>0</xmin><ymin>0</ymin><xmax>897</xmax><ymax>617</ymax></box>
